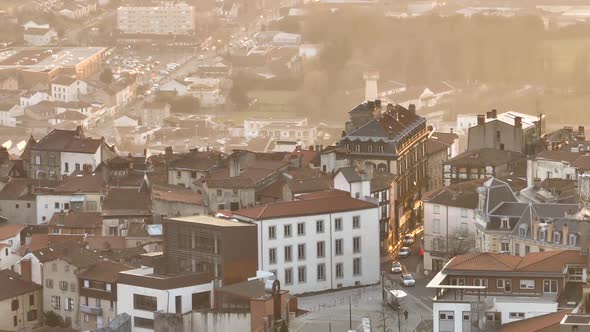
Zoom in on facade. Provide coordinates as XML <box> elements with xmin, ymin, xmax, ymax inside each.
<box><xmin>0</xmin><ymin>224</ymin><xmax>25</xmax><ymax>271</ymax></box>
<box><xmin>0</xmin><ymin>270</ymin><xmax>43</xmax><ymax>332</ymax></box>
<box><xmin>467</xmin><ymin>110</ymin><xmax>545</xmax><ymax>155</ymax></box>
<box><xmin>531</xmin><ymin>150</ymin><xmax>590</xmax><ymax>182</ymax></box>
<box><xmin>443</xmin><ymin>148</ymin><xmax>524</xmax><ymax>186</ymax></box>
<box><xmin>167</xmin><ymin>149</ymin><xmax>222</xmax><ymax>190</ymax></box>
<box><xmin>428</xmin><ymin>250</ymin><xmax>587</xmax><ymax>332</ymax></box>
<box><xmin>333</xmin><ymin>167</ymin><xmax>370</xmax><ymax>199</ymax></box>
<box><xmin>244</xmin><ymin>117</ymin><xmax>308</xmax><ymax>139</ymax></box>
<box><xmin>370</xmin><ymin>172</ymin><xmax>396</xmax><ymax>255</ymax></box>
<box><xmin>0</xmin><ymin>178</ymin><xmax>37</xmax><ymax>225</ymax></box>
<box><xmin>117</xmin><ymin>2</ymin><xmax>195</xmax><ymax>36</ymax></box>
<box><xmin>51</xmin><ymin>76</ymin><xmax>88</xmax><ymax>102</ymax></box>
<box><xmin>23</xmin><ymin>27</ymin><xmax>58</xmax><ymax>46</ymax></box>
<box><xmin>232</xmin><ymin>193</ymin><xmax>380</xmax><ymax>294</ymax></box>
<box><xmin>326</xmin><ymin>101</ymin><xmax>429</xmax><ymax>241</ymax></box>
<box><xmin>162</xmin><ymin>215</ymin><xmax>258</xmax><ymax>285</ymax></box>
<box><xmin>151</xmin><ymin>185</ymin><xmax>206</xmax><ymax>218</ymax></box>
<box><xmin>426</xmin><ymin>132</ymin><xmax>459</xmax><ymax>192</ymax></box>
<box><xmin>140</xmin><ymin>102</ymin><xmax>170</xmax><ymax>127</ymax></box>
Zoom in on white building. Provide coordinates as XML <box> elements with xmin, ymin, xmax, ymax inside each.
<box><xmin>232</xmin><ymin>192</ymin><xmax>380</xmax><ymax>294</ymax></box>
<box><xmin>114</xmin><ymin>115</ymin><xmax>139</xmax><ymax>127</ymax></box>
<box><xmin>530</xmin><ymin>151</ymin><xmax>580</xmax><ymax>182</ymax></box>
<box><xmin>23</xmin><ymin>27</ymin><xmax>58</xmax><ymax>46</ymax></box>
<box><xmin>21</xmin><ymin>91</ymin><xmax>50</xmax><ymax>107</ymax></box>
<box><xmin>117</xmin><ymin>267</ymin><xmax>214</xmax><ymax>332</ymax></box>
<box><xmin>117</xmin><ymin>2</ymin><xmax>195</xmax><ymax>35</ymax></box>
<box><xmin>0</xmin><ymin>224</ymin><xmax>24</xmax><ymax>271</ymax></box>
<box><xmin>244</xmin><ymin>117</ymin><xmax>308</xmax><ymax>139</ymax></box>
<box><xmin>51</xmin><ymin>76</ymin><xmax>88</xmax><ymax>102</ymax></box>
<box><xmin>333</xmin><ymin>167</ymin><xmax>371</xmax><ymax>199</ymax></box>
<box><xmin>0</xmin><ymin>107</ymin><xmax>17</xmax><ymax>127</ymax></box>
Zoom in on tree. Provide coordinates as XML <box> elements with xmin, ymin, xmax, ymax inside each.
<box><xmin>44</xmin><ymin>311</ymin><xmax>65</xmax><ymax>327</ymax></box>
<box><xmin>99</xmin><ymin>67</ymin><xmax>114</xmax><ymax>84</ymax></box>
<box><xmin>434</xmin><ymin>229</ymin><xmax>475</xmax><ymax>260</ymax></box>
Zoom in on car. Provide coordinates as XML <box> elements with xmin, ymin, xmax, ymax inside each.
<box><xmin>391</xmin><ymin>261</ymin><xmax>403</xmax><ymax>274</ymax></box>
<box><xmin>403</xmin><ymin>234</ymin><xmax>415</xmax><ymax>245</ymax></box>
<box><xmin>398</xmin><ymin>247</ymin><xmax>411</xmax><ymax>258</ymax></box>
<box><xmin>401</xmin><ymin>273</ymin><xmax>415</xmax><ymax>287</ymax></box>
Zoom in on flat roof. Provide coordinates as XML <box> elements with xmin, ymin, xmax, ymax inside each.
<box><xmin>0</xmin><ymin>47</ymin><xmax>106</xmax><ymax>72</ymax></box>
<box><xmin>166</xmin><ymin>215</ymin><xmax>254</xmax><ymax>227</ymax></box>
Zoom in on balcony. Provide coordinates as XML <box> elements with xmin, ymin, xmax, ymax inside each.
<box><xmin>80</xmin><ymin>304</ymin><xmax>102</xmax><ymax>315</ymax></box>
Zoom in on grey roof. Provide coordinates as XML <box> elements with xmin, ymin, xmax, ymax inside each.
<box><xmin>337</xmin><ymin>167</ymin><xmax>363</xmax><ymax>183</ymax></box>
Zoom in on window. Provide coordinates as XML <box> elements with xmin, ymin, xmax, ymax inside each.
<box><xmin>45</xmin><ymin>279</ymin><xmax>53</xmax><ymax>289</ymax></box>
<box><xmin>54</xmin><ymin>202</ymin><xmax>60</xmax><ymax>209</ymax></box>
<box><xmin>13</xmin><ymin>316</ymin><xmax>16</xmax><ymax>327</ymax></box>
<box><xmin>461</xmin><ymin>209</ymin><xmax>468</xmax><ymax>218</ymax></box>
<box><xmin>473</xmin><ymin>279</ymin><xmax>488</xmax><ymax>287</ymax></box>
<box><xmin>65</xmin><ymin>162</ymin><xmax>69</xmax><ymax>172</ymax></box>
<box><xmin>335</xmin><ymin>239</ymin><xmax>343</xmax><ymax>256</ymax></box>
<box><xmin>65</xmin><ymin>297</ymin><xmax>74</xmax><ymax>311</ymax></box>
<box><xmin>317</xmin><ymin>263</ymin><xmax>326</xmax><ymax>281</ymax></box>
<box><xmin>216</xmin><ymin>189</ymin><xmax>222</xmax><ymax>196</ymax></box>
<box><xmin>525</xmin><ymin>245</ymin><xmax>530</xmax><ymax>254</ymax></box>
<box><xmin>269</xmin><ymin>248</ymin><xmax>277</xmax><ymax>264</ymax></box>
<box><xmin>335</xmin><ymin>218</ymin><xmax>342</xmax><ymax>231</ymax></box>
<box><xmin>284</xmin><ymin>246</ymin><xmax>292</xmax><ymax>262</ymax></box>
<box><xmin>519</xmin><ymin>225</ymin><xmax>527</xmax><ymax>238</ymax></box>
<box><xmin>298</xmin><ymin>266</ymin><xmax>306</xmax><ymax>283</ymax></box>
<box><xmin>268</xmin><ymin>226</ymin><xmax>276</xmax><ymax>240</ymax></box>
<box><xmin>191</xmin><ymin>171</ymin><xmax>197</xmax><ymax>178</ymax></box>
<box><xmin>353</xmin><ymin>258</ymin><xmax>361</xmax><ymax>276</ymax></box>
<box><xmin>501</xmin><ymin>218</ymin><xmax>509</xmax><ymax>229</ymax></box>
<box><xmin>316</xmin><ymin>220</ymin><xmax>324</xmax><ymax>233</ymax></box>
<box><xmin>569</xmin><ymin>233</ymin><xmax>578</xmax><ymax>246</ymax></box>
<box><xmin>60</xmin><ymin>281</ymin><xmax>68</xmax><ymax>291</ymax></box>
<box><xmin>133</xmin><ymin>294</ymin><xmax>157</xmax><ymax>311</ymax></box>
<box><xmin>232</xmin><ymin>189</ymin><xmax>238</xmax><ymax>196</ymax></box>
<box><xmin>284</xmin><ymin>224</ymin><xmax>292</xmax><ymax>237</ymax></box>
<box><xmin>501</xmin><ymin>242</ymin><xmax>509</xmax><ymax>252</ymax></box>
<box><xmin>335</xmin><ymin>263</ymin><xmax>344</xmax><ymax>279</ymax></box>
<box><xmin>543</xmin><ymin>280</ymin><xmax>558</xmax><ymax>293</ymax></box>
<box><xmin>450</xmin><ymin>277</ymin><xmax>465</xmax><ymax>286</ymax></box>
<box><xmin>515</xmin><ymin>243</ymin><xmax>520</xmax><ymax>256</ymax></box>
<box><xmin>439</xmin><ymin>311</ymin><xmax>454</xmax><ymax>320</ymax></box>
<box><xmin>433</xmin><ymin>205</ymin><xmax>440</xmax><ymax>214</ymax></box>
<box><xmin>509</xmin><ymin>312</ymin><xmax>525</xmax><ymax>319</ymax></box>
<box><xmin>285</xmin><ymin>268</ymin><xmax>293</xmax><ymax>285</ymax></box>
<box><xmin>11</xmin><ymin>299</ymin><xmax>18</xmax><ymax>311</ymax></box>
<box><xmin>353</xmin><ymin>236</ymin><xmax>361</xmax><ymax>253</ymax></box>
<box><xmin>297</xmin><ymin>223</ymin><xmax>305</xmax><ymax>235</ymax></box>
<box><xmin>27</xmin><ymin>310</ymin><xmax>37</xmax><ymax>322</ymax></box>
<box><xmin>15</xmin><ymin>204</ymin><xmax>19</xmax><ymax>209</ymax></box>
<box><xmin>134</xmin><ymin>317</ymin><xmax>154</xmax><ymax>329</ymax></box>
<box><xmin>51</xmin><ymin>296</ymin><xmax>60</xmax><ymax>309</ymax></box>
<box><xmin>51</xmin><ymin>263</ymin><xmax>57</xmax><ymax>272</ymax></box>
<box><xmin>520</xmin><ymin>280</ymin><xmax>534</xmax><ymax>289</ymax></box>
<box><xmin>497</xmin><ymin>279</ymin><xmax>512</xmax><ymax>292</ymax></box>
<box><xmin>29</xmin><ymin>294</ymin><xmax>34</xmax><ymax>306</ymax></box>
<box><xmin>27</xmin><ymin>203</ymin><xmax>31</xmax><ymax>208</ymax></box>
<box><xmin>317</xmin><ymin>241</ymin><xmax>325</xmax><ymax>258</ymax></box>
<box><xmin>355</xmin><ymin>192</ymin><xmax>360</xmax><ymax>198</ymax></box>
<box><xmin>539</xmin><ymin>229</ymin><xmax>546</xmax><ymax>242</ymax></box>
<box><xmin>433</xmin><ymin>219</ymin><xmax>441</xmax><ymax>234</ymax></box>
<box><xmin>553</xmin><ymin>232</ymin><xmax>561</xmax><ymax>244</ymax></box>
<box><xmin>353</xmin><ymin>216</ymin><xmax>360</xmax><ymax>229</ymax></box>
<box><xmin>298</xmin><ymin>244</ymin><xmax>306</xmax><ymax>260</ymax></box>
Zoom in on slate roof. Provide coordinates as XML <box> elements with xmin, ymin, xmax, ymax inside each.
<box><xmin>345</xmin><ymin>103</ymin><xmax>425</xmax><ymax>143</ymax></box>
<box><xmin>370</xmin><ymin>171</ymin><xmax>396</xmax><ymax>192</ymax></box>
<box><xmin>336</xmin><ymin>167</ymin><xmax>364</xmax><ymax>183</ymax></box>
<box><xmin>422</xmin><ymin>178</ymin><xmax>487</xmax><ymax>209</ymax></box>
<box><xmin>33</xmin><ymin>127</ymin><xmax>103</xmax><ymax>154</ymax></box>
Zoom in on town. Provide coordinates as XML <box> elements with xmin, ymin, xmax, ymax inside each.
<box><xmin>0</xmin><ymin>0</ymin><xmax>590</xmax><ymax>332</ymax></box>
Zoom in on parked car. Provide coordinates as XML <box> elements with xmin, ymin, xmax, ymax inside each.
<box><xmin>401</xmin><ymin>273</ymin><xmax>416</xmax><ymax>287</ymax></box>
<box><xmin>403</xmin><ymin>234</ymin><xmax>415</xmax><ymax>245</ymax></box>
<box><xmin>398</xmin><ymin>247</ymin><xmax>411</xmax><ymax>258</ymax></box>
<box><xmin>391</xmin><ymin>261</ymin><xmax>403</xmax><ymax>274</ymax></box>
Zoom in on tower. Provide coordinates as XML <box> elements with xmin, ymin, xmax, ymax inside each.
<box><xmin>364</xmin><ymin>71</ymin><xmax>379</xmax><ymax>101</ymax></box>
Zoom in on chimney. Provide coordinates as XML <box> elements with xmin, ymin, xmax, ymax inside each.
<box><xmin>563</xmin><ymin>223</ymin><xmax>569</xmax><ymax>246</ymax></box>
<box><xmin>477</xmin><ymin>115</ymin><xmax>485</xmax><ymax>126</ymax></box>
<box><xmin>533</xmin><ymin>222</ymin><xmax>539</xmax><ymax>241</ymax></box>
<box><xmin>578</xmin><ymin>126</ymin><xmax>586</xmax><ymax>140</ymax></box>
<box><xmin>515</xmin><ymin>116</ymin><xmax>522</xmax><ymax>128</ymax></box>
<box><xmin>74</xmin><ymin>125</ymin><xmax>84</xmax><ymax>138</ymax></box>
<box><xmin>450</xmin><ymin>128</ymin><xmax>454</xmax><ymax>134</ymax></box>
<box><xmin>491</xmin><ymin>109</ymin><xmax>497</xmax><ymax>119</ymax></box>
<box><xmin>375</xmin><ymin>99</ymin><xmax>381</xmax><ymax>109</ymax></box>
<box><xmin>363</xmin><ymin>71</ymin><xmax>379</xmax><ymax>101</ymax></box>
<box><xmin>486</xmin><ymin>111</ymin><xmax>492</xmax><ymax>119</ymax></box>
<box><xmin>309</xmin><ymin>146</ymin><xmax>314</xmax><ymax>151</ymax></box>
<box><xmin>21</xmin><ymin>259</ymin><xmax>32</xmax><ymax>282</ymax></box>
<box><xmin>229</xmin><ymin>156</ymin><xmax>240</xmax><ymax>177</ymax></box>
<box><xmin>367</xmin><ymin>100</ymin><xmax>375</xmax><ymax>111</ymax></box>
<box><xmin>526</xmin><ymin>158</ymin><xmax>534</xmax><ymax>188</ymax></box>
<box><xmin>165</xmin><ymin>146</ymin><xmax>173</xmax><ymax>156</ymax></box>
<box><xmin>386</xmin><ymin>103</ymin><xmax>394</xmax><ymax>113</ymax></box>
<box><xmin>143</xmin><ymin>148</ymin><xmax>147</xmax><ymax>157</ymax></box>
<box><xmin>408</xmin><ymin>104</ymin><xmax>416</xmax><ymax>114</ymax></box>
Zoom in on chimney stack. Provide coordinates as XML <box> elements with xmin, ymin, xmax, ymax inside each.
<box><xmin>491</xmin><ymin>109</ymin><xmax>497</xmax><ymax>119</ymax></box>
<box><xmin>21</xmin><ymin>259</ymin><xmax>32</xmax><ymax>282</ymax></box>
<box><xmin>367</xmin><ymin>100</ymin><xmax>375</xmax><ymax>112</ymax></box>
<box><xmin>363</xmin><ymin>71</ymin><xmax>379</xmax><ymax>102</ymax></box>
<box><xmin>563</xmin><ymin>223</ymin><xmax>569</xmax><ymax>246</ymax></box>
<box><xmin>578</xmin><ymin>126</ymin><xmax>586</xmax><ymax>140</ymax></box>
<box><xmin>477</xmin><ymin>115</ymin><xmax>485</xmax><ymax>126</ymax></box>
<box><xmin>387</xmin><ymin>103</ymin><xmax>394</xmax><ymax>113</ymax></box>
<box><xmin>375</xmin><ymin>99</ymin><xmax>381</xmax><ymax>109</ymax></box>
<box><xmin>486</xmin><ymin>111</ymin><xmax>492</xmax><ymax>119</ymax></box>
<box><xmin>408</xmin><ymin>104</ymin><xmax>416</xmax><ymax>114</ymax></box>
<box><xmin>515</xmin><ymin>116</ymin><xmax>522</xmax><ymax>128</ymax></box>
<box><xmin>165</xmin><ymin>146</ymin><xmax>173</xmax><ymax>156</ymax></box>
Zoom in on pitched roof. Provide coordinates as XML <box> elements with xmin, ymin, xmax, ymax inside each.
<box><xmin>430</xmin><ymin>132</ymin><xmax>458</xmax><ymax>146</ymax></box>
<box><xmin>52</xmin><ymin>172</ymin><xmax>105</xmax><ymax>193</ymax></box>
<box><xmin>0</xmin><ymin>223</ymin><xmax>24</xmax><ymax>241</ymax></box>
<box><xmin>152</xmin><ymin>184</ymin><xmax>204</xmax><ymax>205</ymax></box>
<box><xmin>336</xmin><ymin>167</ymin><xmax>365</xmax><ymax>183</ymax></box>
<box><xmin>232</xmin><ymin>195</ymin><xmax>376</xmax><ymax>220</ymax></box>
<box><xmin>499</xmin><ymin>310</ymin><xmax>569</xmax><ymax>332</ymax></box>
<box><xmin>102</xmin><ymin>188</ymin><xmax>151</xmax><ymax>215</ymax></box>
<box><xmin>572</xmin><ymin>154</ymin><xmax>590</xmax><ymax>170</ymax></box>
<box><xmin>535</xmin><ymin>150</ymin><xmax>581</xmax><ymax>163</ymax></box>
<box><xmin>78</xmin><ymin>259</ymin><xmax>134</xmax><ymax>283</ymax></box>
<box><xmin>31</xmin><ymin>241</ymin><xmax>100</xmax><ymax>267</ymax></box>
<box><xmin>445</xmin><ymin>250</ymin><xmax>586</xmax><ymax>274</ymax></box>
<box><xmin>168</xmin><ymin>149</ymin><xmax>223</xmax><ymax>170</ymax></box>
<box><xmin>345</xmin><ymin>104</ymin><xmax>425</xmax><ymax>143</ymax></box>
<box><xmin>0</xmin><ymin>270</ymin><xmax>41</xmax><ymax>301</ymax></box>
<box><xmin>52</xmin><ymin>76</ymin><xmax>78</xmax><ymax>86</ymax></box>
<box><xmin>422</xmin><ymin>178</ymin><xmax>487</xmax><ymax>209</ymax></box>
<box><xmin>426</xmin><ymin>137</ymin><xmax>450</xmax><ymax>155</ymax></box>
<box><xmin>48</xmin><ymin>212</ymin><xmax>102</xmax><ymax>228</ymax></box>
<box><xmin>33</xmin><ymin>127</ymin><xmax>103</xmax><ymax>154</ymax></box>
<box><xmin>370</xmin><ymin>171</ymin><xmax>397</xmax><ymax>192</ymax></box>
<box><xmin>446</xmin><ymin>148</ymin><xmax>524</xmax><ymax>167</ymax></box>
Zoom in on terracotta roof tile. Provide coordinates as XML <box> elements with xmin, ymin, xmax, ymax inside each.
<box><xmin>499</xmin><ymin>310</ymin><xmax>569</xmax><ymax>332</ymax></box>
<box><xmin>78</xmin><ymin>259</ymin><xmax>134</xmax><ymax>283</ymax></box>
<box><xmin>48</xmin><ymin>212</ymin><xmax>102</xmax><ymax>228</ymax></box>
<box><xmin>0</xmin><ymin>223</ymin><xmax>24</xmax><ymax>241</ymax></box>
<box><xmin>0</xmin><ymin>270</ymin><xmax>41</xmax><ymax>301</ymax></box>
<box><xmin>152</xmin><ymin>184</ymin><xmax>204</xmax><ymax>205</ymax></box>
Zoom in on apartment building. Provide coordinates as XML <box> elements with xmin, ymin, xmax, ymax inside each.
<box><xmin>117</xmin><ymin>2</ymin><xmax>195</xmax><ymax>36</ymax></box>
<box><xmin>428</xmin><ymin>250</ymin><xmax>587</xmax><ymax>332</ymax></box>
<box><xmin>442</xmin><ymin>148</ymin><xmax>524</xmax><ymax>186</ymax></box>
<box><xmin>167</xmin><ymin>148</ymin><xmax>223</xmax><ymax>190</ymax></box>
<box><xmin>231</xmin><ymin>191</ymin><xmax>379</xmax><ymax>294</ymax></box>
<box><xmin>51</xmin><ymin>76</ymin><xmax>88</xmax><ymax>102</ymax></box>
<box><xmin>0</xmin><ymin>270</ymin><xmax>43</xmax><ymax>332</ymax></box>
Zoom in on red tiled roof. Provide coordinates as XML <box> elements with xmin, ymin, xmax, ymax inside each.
<box><xmin>0</xmin><ymin>224</ymin><xmax>24</xmax><ymax>241</ymax></box>
<box><xmin>78</xmin><ymin>259</ymin><xmax>134</xmax><ymax>283</ymax></box>
<box><xmin>295</xmin><ymin>189</ymin><xmax>350</xmax><ymax>200</ymax></box>
<box><xmin>48</xmin><ymin>212</ymin><xmax>102</xmax><ymax>228</ymax></box>
<box><xmin>499</xmin><ymin>310</ymin><xmax>569</xmax><ymax>332</ymax></box>
<box><xmin>233</xmin><ymin>195</ymin><xmax>376</xmax><ymax>220</ymax></box>
<box><xmin>152</xmin><ymin>184</ymin><xmax>204</xmax><ymax>205</ymax></box>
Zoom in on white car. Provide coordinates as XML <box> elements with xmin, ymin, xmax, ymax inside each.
<box><xmin>401</xmin><ymin>273</ymin><xmax>416</xmax><ymax>287</ymax></box>
<box><xmin>391</xmin><ymin>261</ymin><xmax>403</xmax><ymax>274</ymax></box>
<box><xmin>398</xmin><ymin>247</ymin><xmax>411</xmax><ymax>258</ymax></box>
<box><xmin>403</xmin><ymin>234</ymin><xmax>415</xmax><ymax>245</ymax></box>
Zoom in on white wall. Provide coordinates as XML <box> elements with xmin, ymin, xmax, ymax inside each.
<box><xmin>36</xmin><ymin>194</ymin><xmax>74</xmax><ymax>224</ymax></box>
<box><xmin>252</xmin><ymin>207</ymin><xmax>380</xmax><ymax>294</ymax></box>
<box><xmin>0</xmin><ymin>233</ymin><xmax>21</xmax><ymax>270</ymax></box>
<box><xmin>61</xmin><ymin>149</ymin><xmax>101</xmax><ymax>176</ymax></box>
<box><xmin>533</xmin><ymin>159</ymin><xmax>577</xmax><ymax>181</ymax></box>
<box><xmin>433</xmin><ymin>301</ymin><xmax>471</xmax><ymax>332</ymax></box>
<box><xmin>15</xmin><ymin>253</ymin><xmax>43</xmax><ymax>285</ymax></box>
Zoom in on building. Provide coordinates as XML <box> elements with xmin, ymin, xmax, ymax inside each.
<box><xmin>29</xmin><ymin>126</ymin><xmax>117</xmax><ymax>180</ymax></box>
<box><xmin>244</xmin><ymin>117</ymin><xmax>308</xmax><ymax>139</ymax></box>
<box><xmin>327</xmin><ymin>101</ymin><xmax>429</xmax><ymax>240</ymax></box>
<box><xmin>333</xmin><ymin>167</ymin><xmax>370</xmax><ymax>199</ymax></box>
<box><xmin>167</xmin><ymin>148</ymin><xmax>222</xmax><ymax>190</ymax></box>
<box><xmin>162</xmin><ymin>215</ymin><xmax>258</xmax><ymax>285</ymax></box>
<box><xmin>427</xmin><ymin>250</ymin><xmax>587</xmax><ymax>331</ymax></box>
<box><xmin>117</xmin><ymin>2</ymin><xmax>195</xmax><ymax>36</ymax></box>
<box><xmin>427</xmin><ymin>131</ymin><xmax>459</xmax><ymax>191</ymax></box>
<box><xmin>0</xmin><ymin>223</ymin><xmax>25</xmax><ymax>271</ymax></box>
<box><xmin>101</xmin><ymin>187</ymin><xmax>152</xmax><ymax>237</ymax></box>
<box><xmin>530</xmin><ymin>150</ymin><xmax>590</xmax><ymax>182</ymax></box>
<box><xmin>140</xmin><ymin>102</ymin><xmax>170</xmax><ymax>127</ymax></box>
<box><xmin>0</xmin><ymin>270</ymin><xmax>43</xmax><ymax>332</ymax></box>
<box><xmin>231</xmin><ymin>192</ymin><xmax>379</xmax><ymax>294</ymax></box>
<box><xmin>0</xmin><ymin>178</ymin><xmax>38</xmax><ymax>225</ymax></box>
<box><xmin>23</xmin><ymin>27</ymin><xmax>58</xmax><ymax>46</ymax></box>
<box><xmin>422</xmin><ymin>179</ymin><xmax>484</xmax><ymax>273</ymax></box>
<box><xmin>51</xmin><ymin>76</ymin><xmax>88</xmax><ymax>102</ymax></box>
<box><xmin>0</xmin><ymin>47</ymin><xmax>106</xmax><ymax>88</ymax></box>
<box><xmin>443</xmin><ymin>148</ymin><xmax>525</xmax><ymax>186</ymax></box>
<box><xmin>77</xmin><ymin>260</ymin><xmax>134</xmax><ymax>331</ymax></box>
<box><xmin>151</xmin><ymin>185</ymin><xmax>206</xmax><ymax>218</ymax></box>
<box><xmin>370</xmin><ymin>172</ymin><xmax>396</xmax><ymax>255</ymax></box>
<box><xmin>48</xmin><ymin>211</ymin><xmax>103</xmax><ymax>238</ymax></box>
<box><xmin>467</xmin><ymin>110</ymin><xmax>545</xmax><ymax>155</ymax></box>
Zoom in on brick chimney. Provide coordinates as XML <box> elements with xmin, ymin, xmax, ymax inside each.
<box><xmin>408</xmin><ymin>104</ymin><xmax>416</xmax><ymax>114</ymax></box>
<box><xmin>477</xmin><ymin>115</ymin><xmax>485</xmax><ymax>126</ymax></box>
<box><xmin>515</xmin><ymin>116</ymin><xmax>522</xmax><ymax>128</ymax></box>
<box><xmin>533</xmin><ymin>222</ymin><xmax>539</xmax><ymax>241</ymax></box>
<box><xmin>563</xmin><ymin>223</ymin><xmax>569</xmax><ymax>246</ymax></box>
<box><xmin>491</xmin><ymin>109</ymin><xmax>497</xmax><ymax>119</ymax></box>
<box><xmin>21</xmin><ymin>259</ymin><xmax>32</xmax><ymax>282</ymax></box>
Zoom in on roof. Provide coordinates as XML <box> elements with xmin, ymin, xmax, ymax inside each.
<box><xmin>0</xmin><ymin>178</ymin><xmax>35</xmax><ymax>200</ymax></box>
<box><xmin>0</xmin><ymin>223</ymin><xmax>24</xmax><ymax>240</ymax></box>
<box><xmin>0</xmin><ymin>270</ymin><xmax>41</xmax><ymax>301</ymax></box>
<box><xmin>52</xmin><ymin>172</ymin><xmax>105</xmax><ymax>193</ymax></box>
<box><xmin>445</xmin><ymin>250</ymin><xmax>586</xmax><ymax>274</ymax></box>
<box><xmin>535</xmin><ymin>151</ymin><xmax>581</xmax><ymax>164</ymax></box>
<box><xmin>78</xmin><ymin>259</ymin><xmax>134</xmax><ymax>283</ymax></box>
<box><xmin>102</xmin><ymin>188</ymin><xmax>151</xmax><ymax>215</ymax></box>
<box><xmin>166</xmin><ymin>215</ymin><xmax>255</xmax><ymax>228</ymax></box>
<box><xmin>499</xmin><ymin>310</ymin><xmax>569</xmax><ymax>332</ymax></box>
<box><xmin>33</xmin><ymin>127</ymin><xmax>103</xmax><ymax>154</ymax></box>
<box><xmin>217</xmin><ymin>279</ymin><xmax>278</xmax><ymax>300</ymax></box>
<box><xmin>446</xmin><ymin>148</ymin><xmax>524</xmax><ymax>167</ymax></box>
<box><xmin>168</xmin><ymin>149</ymin><xmax>223</xmax><ymax>170</ymax></box>
<box><xmin>426</xmin><ymin>137</ymin><xmax>450</xmax><ymax>155</ymax></box>
<box><xmin>232</xmin><ymin>195</ymin><xmax>376</xmax><ymax>220</ymax></box>
<box><xmin>336</xmin><ymin>167</ymin><xmax>365</xmax><ymax>183</ymax></box>
<box><xmin>572</xmin><ymin>154</ymin><xmax>590</xmax><ymax>170</ymax></box>
<box><xmin>48</xmin><ymin>212</ymin><xmax>102</xmax><ymax>228</ymax></box>
<box><xmin>18</xmin><ymin>234</ymin><xmax>49</xmax><ymax>255</ymax></box>
<box><xmin>52</xmin><ymin>76</ymin><xmax>78</xmax><ymax>86</ymax></box>
<box><xmin>422</xmin><ymin>178</ymin><xmax>487</xmax><ymax>209</ymax></box>
<box><xmin>370</xmin><ymin>172</ymin><xmax>397</xmax><ymax>192</ymax></box>
<box><xmin>31</xmin><ymin>242</ymin><xmax>100</xmax><ymax>267</ymax></box>
<box><xmin>152</xmin><ymin>184</ymin><xmax>204</xmax><ymax>205</ymax></box>
<box><xmin>430</xmin><ymin>132</ymin><xmax>458</xmax><ymax>146</ymax></box>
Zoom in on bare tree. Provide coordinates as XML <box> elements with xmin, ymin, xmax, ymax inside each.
<box><xmin>435</xmin><ymin>229</ymin><xmax>475</xmax><ymax>260</ymax></box>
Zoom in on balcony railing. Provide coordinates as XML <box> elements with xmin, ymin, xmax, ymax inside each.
<box><xmin>80</xmin><ymin>304</ymin><xmax>102</xmax><ymax>315</ymax></box>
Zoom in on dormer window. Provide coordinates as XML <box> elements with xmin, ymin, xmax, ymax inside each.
<box><xmin>553</xmin><ymin>231</ymin><xmax>561</xmax><ymax>244</ymax></box>
<box><xmin>355</xmin><ymin>144</ymin><xmax>361</xmax><ymax>152</ymax></box>
<box><xmin>569</xmin><ymin>233</ymin><xmax>578</xmax><ymax>247</ymax></box>
<box><xmin>539</xmin><ymin>228</ymin><xmax>547</xmax><ymax>242</ymax></box>
<box><xmin>378</xmin><ymin>145</ymin><xmax>384</xmax><ymax>153</ymax></box>
<box><xmin>519</xmin><ymin>225</ymin><xmax>527</xmax><ymax>238</ymax></box>
<box><xmin>501</xmin><ymin>218</ymin><xmax>509</xmax><ymax>229</ymax></box>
